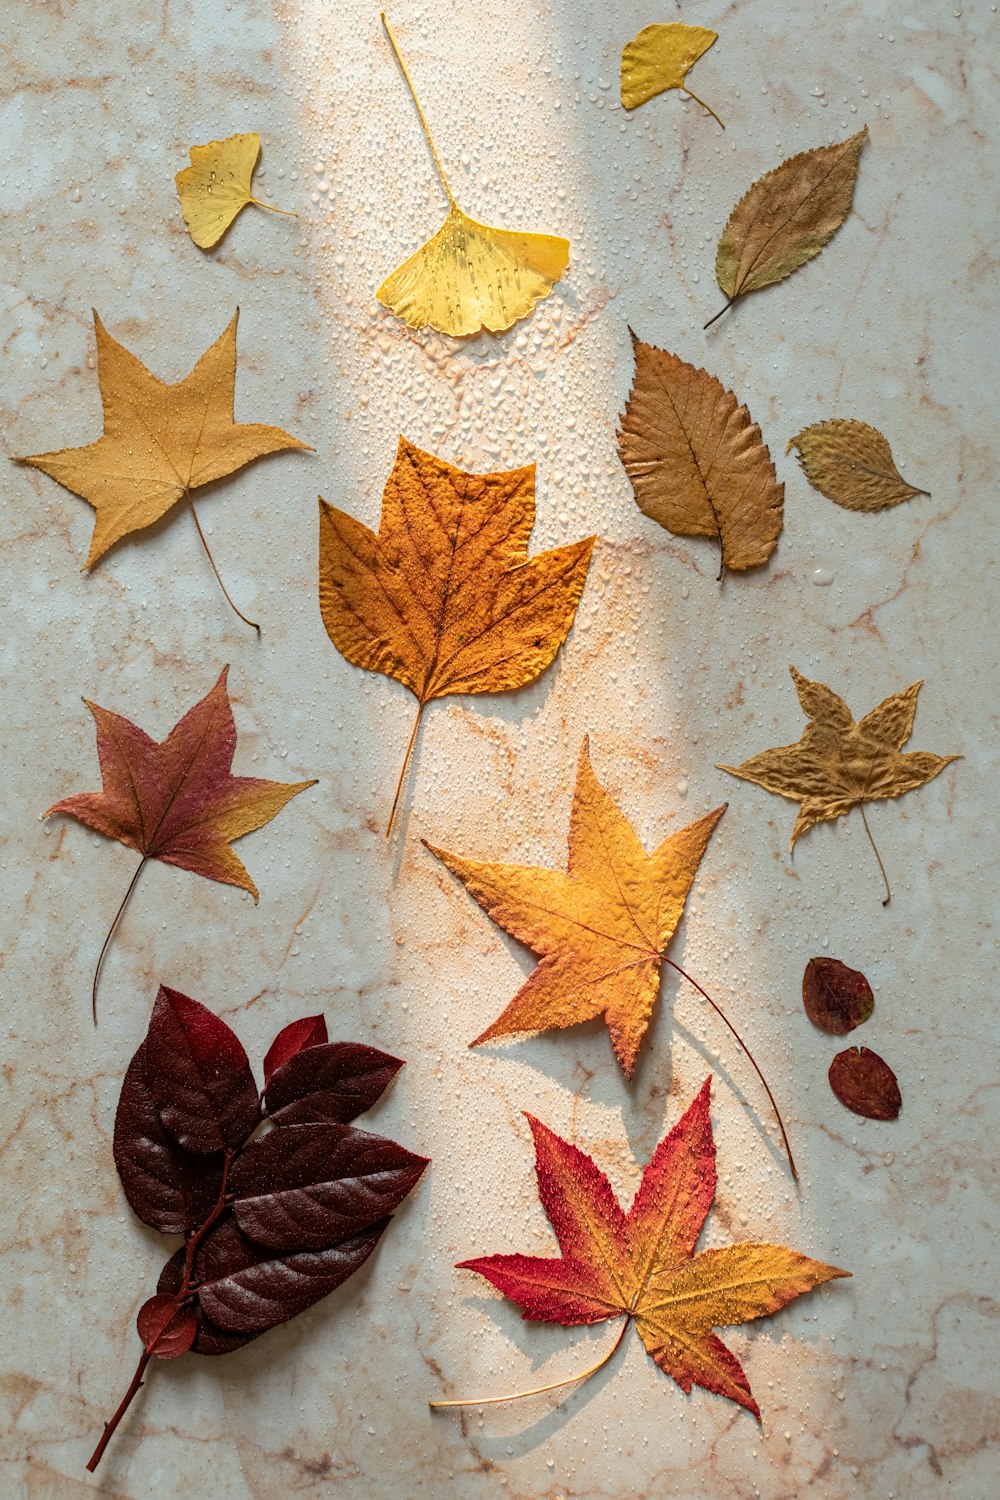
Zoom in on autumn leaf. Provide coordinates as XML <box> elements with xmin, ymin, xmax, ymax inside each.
<box><xmin>829</xmin><ymin>1046</ymin><xmax>901</xmax><ymax>1120</ymax></box>
<box><xmin>618</xmin><ymin>331</ymin><xmax>784</xmax><ymax>578</ymax></box>
<box><xmin>17</xmin><ymin>309</ymin><xmax>309</xmax><ymax>627</ymax></box>
<box><xmin>175</xmin><ymin>132</ymin><xmax>297</xmax><ymax>249</ymax></box>
<box><xmin>433</xmin><ymin>1079</ymin><xmax>847</xmax><ymax>1417</ymax></box>
<box><xmin>376</xmin><ymin>15</ymin><xmax>569</xmax><ymax>335</ymax></box>
<box><xmin>706</xmin><ymin>129</ymin><xmax>868</xmax><ymax>327</ymax></box>
<box><xmin>46</xmin><ymin>667</ymin><xmax>315</xmax><ymax>1017</ymax></box>
<box><xmin>318</xmin><ymin>435</ymin><xmax>594</xmax><ymax>835</ymax></box>
<box><xmin>88</xmin><ymin>987</ymin><xmax>426</xmax><ymax>1471</ymax></box>
<box><xmin>620</xmin><ymin>23</ymin><xmax>723</xmax><ymax>128</ymax></box>
<box><xmin>718</xmin><ymin>665</ymin><xmax>960</xmax><ymax>903</ymax></box>
<box><xmin>802</xmin><ymin>956</ymin><xmax>873</xmax><ymax>1035</ymax></box>
<box><xmin>788</xmin><ymin>418</ymin><xmax>929</xmax><ymax>512</ymax></box>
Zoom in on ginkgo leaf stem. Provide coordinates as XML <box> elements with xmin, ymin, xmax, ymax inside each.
<box><xmin>663</xmin><ymin>955</ymin><xmax>798</xmax><ymax>1180</ymax></box>
<box><xmin>859</xmin><ymin>804</ymin><xmax>891</xmax><ymax>906</ymax></box>
<box><xmin>381</xmin><ymin>12</ymin><xmax>456</xmax><ymax>203</ymax></box>
<box><xmin>247</xmin><ymin>197</ymin><xmax>299</xmax><ymax>220</ymax></box>
<box><xmin>429</xmin><ymin>1315</ymin><xmax>630</xmax><ymax>1409</ymax></box>
<box><xmin>85</xmin><ymin>1349</ymin><xmax>152</xmax><ymax>1472</ymax></box>
<box><xmin>703</xmin><ymin>297</ymin><xmax>735</xmax><ymax>330</ymax></box>
<box><xmin>386</xmin><ymin>700</ymin><xmax>426</xmax><ymax>839</ymax></box>
<box><xmin>682</xmin><ymin>87</ymin><xmax>724</xmax><ymax>130</ymax></box>
<box><xmin>92</xmin><ymin>857</ymin><xmax>147</xmax><ymax>1023</ymax></box>
<box><xmin>184</xmin><ymin>489</ymin><xmax>260</xmax><ymax>633</ymax></box>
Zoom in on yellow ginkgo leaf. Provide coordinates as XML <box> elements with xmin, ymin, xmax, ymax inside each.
<box><xmin>620</xmin><ymin>23</ymin><xmax>723</xmax><ymax>128</ymax></box>
<box><xmin>175</xmin><ymin>132</ymin><xmax>296</xmax><ymax>249</ymax></box>
<box><xmin>376</xmin><ymin>15</ymin><xmax>569</xmax><ymax>337</ymax></box>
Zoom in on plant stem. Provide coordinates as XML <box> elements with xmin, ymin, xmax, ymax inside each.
<box><xmin>248</xmin><ymin>197</ymin><xmax>298</xmax><ymax>219</ymax></box>
<box><xmin>859</xmin><ymin>804</ymin><xmax>891</xmax><ymax>906</ymax></box>
<box><xmin>386</xmin><ymin>700</ymin><xmax>425</xmax><ymax>839</ymax></box>
<box><xmin>663</xmin><ymin>955</ymin><xmax>798</xmax><ymax>1180</ymax></box>
<box><xmin>92</xmin><ymin>857</ymin><xmax>147</xmax><ymax>1023</ymax></box>
<box><xmin>429</xmin><ymin>1316</ymin><xmax>629</xmax><ymax>1409</ymax></box>
<box><xmin>682</xmin><ymin>87</ymin><xmax>724</xmax><ymax>130</ymax></box>
<box><xmin>185</xmin><ymin>490</ymin><xmax>260</xmax><ymax>632</ymax></box>
<box><xmin>381</xmin><ymin>12</ymin><xmax>456</xmax><ymax>203</ymax></box>
<box><xmin>703</xmin><ymin>297</ymin><xmax>734</xmax><ymax>330</ymax></box>
<box><xmin>180</xmin><ymin>1149</ymin><xmax>236</xmax><ymax>1292</ymax></box>
<box><xmin>85</xmin><ymin>1349</ymin><xmax>151</xmax><ymax>1472</ymax></box>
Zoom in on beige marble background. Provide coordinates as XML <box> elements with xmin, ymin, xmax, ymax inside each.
<box><xmin>1</xmin><ymin>0</ymin><xmax>997</xmax><ymax>1495</ymax></box>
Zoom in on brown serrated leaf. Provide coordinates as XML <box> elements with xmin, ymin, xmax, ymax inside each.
<box><xmin>707</xmin><ymin>129</ymin><xmax>867</xmax><ymax>327</ymax></box>
<box><xmin>829</xmin><ymin>1046</ymin><xmax>901</xmax><ymax>1120</ymax></box>
<box><xmin>618</xmin><ymin>332</ymin><xmax>784</xmax><ymax>578</ymax></box>
<box><xmin>788</xmin><ymin>419</ymin><xmax>929</xmax><ymax>512</ymax></box>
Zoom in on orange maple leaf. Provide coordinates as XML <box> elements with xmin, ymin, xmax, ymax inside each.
<box><xmin>47</xmin><ymin>667</ymin><xmax>315</xmax><ymax>1016</ymax></box>
<box><xmin>441</xmin><ymin>1079</ymin><xmax>848</xmax><ymax>1418</ymax></box>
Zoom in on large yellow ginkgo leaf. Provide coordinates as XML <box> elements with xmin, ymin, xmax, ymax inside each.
<box><xmin>377</xmin><ymin>15</ymin><xmax>569</xmax><ymax>337</ymax></box>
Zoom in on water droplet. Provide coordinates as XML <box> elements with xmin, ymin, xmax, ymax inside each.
<box><xmin>810</xmin><ymin>565</ymin><xmax>835</xmax><ymax>586</ymax></box>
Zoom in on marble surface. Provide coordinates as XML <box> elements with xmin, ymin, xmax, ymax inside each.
<box><xmin>1</xmin><ymin>1</ymin><xmax>997</xmax><ymax>1495</ymax></box>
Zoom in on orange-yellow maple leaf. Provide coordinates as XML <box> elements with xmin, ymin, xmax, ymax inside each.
<box><xmin>425</xmin><ymin>737</ymin><xmax>725</xmax><ymax>1076</ymax></box>
<box><xmin>445</xmin><ymin>1079</ymin><xmax>848</xmax><ymax>1417</ymax></box>
<box><xmin>318</xmin><ymin>436</ymin><xmax>594</xmax><ymax>836</ymax></box>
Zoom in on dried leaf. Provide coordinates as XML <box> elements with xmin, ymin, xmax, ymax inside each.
<box><xmin>89</xmin><ymin>989</ymin><xmax>426</xmax><ymax>1471</ymax></box>
<box><xmin>377</xmin><ymin>16</ymin><xmax>569</xmax><ymax>335</ymax></box>
<box><xmin>788</xmin><ymin>418</ymin><xmax>929</xmax><ymax>512</ymax></box>
<box><xmin>175</xmin><ymin>132</ymin><xmax>296</xmax><ymax>249</ymax></box>
<box><xmin>426</xmin><ymin>737</ymin><xmax>725</xmax><ymax>1077</ymax></box>
<box><xmin>318</xmin><ymin>436</ymin><xmax>594</xmax><ymax>834</ymax></box>
<box><xmin>620</xmin><ymin>23</ymin><xmax>723</xmax><ymax>128</ymax></box>
<box><xmin>46</xmin><ymin>667</ymin><xmax>315</xmax><ymax>1014</ymax></box>
<box><xmin>17</xmin><ymin>310</ymin><xmax>308</xmax><ymax>624</ymax></box>
<box><xmin>718</xmin><ymin>666</ymin><xmax>960</xmax><ymax>861</ymax></box>
<box><xmin>829</xmin><ymin>1046</ymin><xmax>901</xmax><ymax>1120</ymax></box>
<box><xmin>618</xmin><ymin>332</ymin><xmax>784</xmax><ymax>577</ymax></box>
<box><xmin>802</xmin><ymin>957</ymin><xmax>873</xmax><ymax>1035</ymax></box>
<box><xmin>442</xmin><ymin>1079</ymin><xmax>847</xmax><ymax>1418</ymax></box>
<box><xmin>708</xmin><ymin>129</ymin><xmax>867</xmax><ymax>325</ymax></box>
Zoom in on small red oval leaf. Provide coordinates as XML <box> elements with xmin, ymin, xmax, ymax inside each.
<box><xmin>136</xmin><ymin>1294</ymin><xmax>197</xmax><ymax>1359</ymax></box>
<box><xmin>828</xmin><ymin>1047</ymin><xmax>901</xmax><ymax>1120</ymax></box>
<box><xmin>802</xmin><ymin>957</ymin><xmax>873</xmax><ymax>1035</ymax></box>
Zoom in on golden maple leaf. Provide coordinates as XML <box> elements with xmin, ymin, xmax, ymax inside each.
<box><xmin>620</xmin><ymin>23</ymin><xmax>723</xmax><ymax>128</ymax></box>
<box><xmin>788</xmin><ymin>418</ymin><xmax>929</xmax><ymax>512</ymax></box>
<box><xmin>718</xmin><ymin>667</ymin><xmax>960</xmax><ymax>897</ymax></box>
<box><xmin>706</xmin><ymin>129</ymin><xmax>868</xmax><ymax>327</ymax></box>
<box><xmin>618</xmin><ymin>332</ymin><xmax>784</xmax><ymax>577</ymax></box>
<box><xmin>175</xmin><ymin>132</ymin><xmax>297</xmax><ymax>249</ymax></box>
<box><xmin>318</xmin><ymin>437</ymin><xmax>594</xmax><ymax>835</ymax></box>
<box><xmin>376</xmin><ymin>15</ymin><xmax>569</xmax><ymax>336</ymax></box>
<box><xmin>18</xmin><ymin>310</ymin><xmax>308</xmax><ymax>625</ymax></box>
<box><xmin>425</xmin><ymin>737</ymin><xmax>726</xmax><ymax>1077</ymax></box>
<box><xmin>438</xmin><ymin>1080</ymin><xmax>847</xmax><ymax>1417</ymax></box>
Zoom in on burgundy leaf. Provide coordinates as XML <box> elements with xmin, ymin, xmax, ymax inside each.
<box><xmin>145</xmin><ymin>985</ymin><xmax>261</xmax><ymax>1152</ymax></box>
<box><xmin>265</xmin><ymin>1042</ymin><xmax>404</xmax><ymax>1126</ymax></box>
<box><xmin>186</xmin><ymin>1217</ymin><xmax>387</xmax><ymax>1333</ymax></box>
<box><xmin>802</xmin><ymin>957</ymin><xmax>874</xmax><ymax>1035</ymax></box>
<box><xmin>229</xmin><ymin>1122</ymin><xmax>429</xmax><ymax>1251</ymax></box>
<box><xmin>158</xmin><ymin>1248</ymin><xmax>261</xmax><ymax>1355</ymax></box>
<box><xmin>114</xmin><ymin>1042</ymin><xmax>224</xmax><ymax>1233</ymax></box>
<box><xmin>263</xmin><ymin>1014</ymin><xmax>329</xmax><ymax>1085</ymax></box>
<box><xmin>136</xmin><ymin>1295</ymin><xmax>197</xmax><ymax>1359</ymax></box>
<box><xmin>829</xmin><ymin>1046</ymin><xmax>901</xmax><ymax>1120</ymax></box>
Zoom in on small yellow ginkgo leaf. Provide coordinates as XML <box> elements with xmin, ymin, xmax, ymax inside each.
<box><xmin>175</xmin><ymin>132</ymin><xmax>296</xmax><ymax>249</ymax></box>
<box><xmin>621</xmin><ymin>23</ymin><xmax>723</xmax><ymax>128</ymax></box>
<box><xmin>377</xmin><ymin>15</ymin><xmax>569</xmax><ymax>337</ymax></box>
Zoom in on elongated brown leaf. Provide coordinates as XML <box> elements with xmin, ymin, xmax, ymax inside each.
<box><xmin>618</xmin><ymin>332</ymin><xmax>783</xmax><ymax>577</ymax></box>
<box><xmin>788</xmin><ymin>419</ymin><xmax>929</xmax><ymax>511</ymax></box>
<box><xmin>710</xmin><ymin>129</ymin><xmax>867</xmax><ymax>322</ymax></box>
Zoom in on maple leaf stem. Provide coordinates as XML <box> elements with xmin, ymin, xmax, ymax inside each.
<box><xmin>662</xmin><ymin>956</ymin><xmax>798</xmax><ymax>1180</ymax></box>
<box><xmin>703</xmin><ymin>297</ymin><xmax>735</xmax><ymax>330</ymax></box>
<box><xmin>386</xmin><ymin>700</ymin><xmax>425</xmax><ymax>839</ymax></box>
<box><xmin>85</xmin><ymin>1348</ymin><xmax>152</xmax><ymax>1473</ymax></box>
<box><xmin>381</xmin><ymin>12</ymin><xmax>456</xmax><ymax>204</ymax></box>
<box><xmin>429</xmin><ymin>1315</ymin><xmax>630</xmax><ymax>1409</ymax></box>
<box><xmin>859</xmin><ymin>804</ymin><xmax>891</xmax><ymax>906</ymax></box>
<box><xmin>682</xmin><ymin>87</ymin><xmax>725</xmax><ymax>130</ymax></box>
<box><xmin>184</xmin><ymin>490</ymin><xmax>260</xmax><ymax>633</ymax></box>
<box><xmin>92</xmin><ymin>857</ymin><xmax>147</xmax><ymax>1023</ymax></box>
